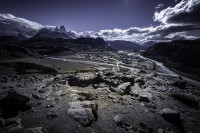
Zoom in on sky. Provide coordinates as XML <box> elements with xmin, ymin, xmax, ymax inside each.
<box><xmin>0</xmin><ymin>0</ymin><xmax>200</xmax><ymax>43</ymax></box>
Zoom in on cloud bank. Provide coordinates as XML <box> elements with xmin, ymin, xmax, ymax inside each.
<box><xmin>87</xmin><ymin>0</ymin><xmax>200</xmax><ymax>43</ymax></box>
<box><xmin>0</xmin><ymin>13</ymin><xmax>55</xmax><ymax>37</ymax></box>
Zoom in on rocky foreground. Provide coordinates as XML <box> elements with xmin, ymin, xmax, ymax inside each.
<box><xmin>0</xmin><ymin>58</ymin><xmax>200</xmax><ymax>133</ymax></box>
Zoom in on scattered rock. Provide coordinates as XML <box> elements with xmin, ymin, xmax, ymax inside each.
<box><xmin>159</xmin><ymin>108</ymin><xmax>180</xmax><ymax>123</ymax></box>
<box><xmin>172</xmin><ymin>81</ymin><xmax>187</xmax><ymax>89</ymax></box>
<box><xmin>170</xmin><ymin>91</ymin><xmax>199</xmax><ymax>108</ymax></box>
<box><xmin>6</xmin><ymin>124</ymin><xmax>24</xmax><ymax>133</ymax></box>
<box><xmin>114</xmin><ymin>115</ymin><xmax>124</xmax><ymax>126</ymax></box>
<box><xmin>124</xmin><ymin>122</ymin><xmax>133</xmax><ymax>131</ymax></box>
<box><xmin>33</xmin><ymin>88</ymin><xmax>52</xmax><ymax>100</ymax></box>
<box><xmin>6</xmin><ymin>117</ymin><xmax>21</xmax><ymax>127</ymax></box>
<box><xmin>120</xmin><ymin>75</ymin><xmax>135</xmax><ymax>83</ymax></box>
<box><xmin>139</xmin><ymin>94</ymin><xmax>150</xmax><ymax>102</ymax></box>
<box><xmin>135</xmin><ymin>77</ymin><xmax>145</xmax><ymax>86</ymax></box>
<box><xmin>118</xmin><ymin>82</ymin><xmax>131</xmax><ymax>94</ymax></box>
<box><xmin>0</xmin><ymin>117</ymin><xmax>5</xmax><ymax>127</ymax></box>
<box><xmin>137</xmin><ymin>128</ymin><xmax>148</xmax><ymax>133</ymax></box>
<box><xmin>1</xmin><ymin>77</ymin><xmax>8</xmax><ymax>83</ymax></box>
<box><xmin>47</xmin><ymin>112</ymin><xmax>58</xmax><ymax>118</ymax></box>
<box><xmin>70</xmin><ymin>90</ymin><xmax>96</xmax><ymax>101</ymax></box>
<box><xmin>25</xmin><ymin>127</ymin><xmax>48</xmax><ymax>133</ymax></box>
<box><xmin>130</xmin><ymin>83</ymin><xmax>141</xmax><ymax>97</ymax></box>
<box><xmin>110</xmin><ymin>87</ymin><xmax>123</xmax><ymax>94</ymax></box>
<box><xmin>104</xmin><ymin>78</ymin><xmax>120</xmax><ymax>87</ymax></box>
<box><xmin>55</xmin><ymin>91</ymin><xmax>63</xmax><ymax>96</ymax></box>
<box><xmin>108</xmin><ymin>94</ymin><xmax>116</xmax><ymax>99</ymax></box>
<box><xmin>38</xmin><ymin>87</ymin><xmax>52</xmax><ymax>94</ymax></box>
<box><xmin>157</xmin><ymin>128</ymin><xmax>164</xmax><ymax>133</ymax></box>
<box><xmin>45</xmin><ymin>104</ymin><xmax>54</xmax><ymax>108</ymax></box>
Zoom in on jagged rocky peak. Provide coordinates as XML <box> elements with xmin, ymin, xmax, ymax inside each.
<box><xmin>60</xmin><ymin>25</ymin><xmax>66</xmax><ymax>33</ymax></box>
<box><xmin>54</xmin><ymin>25</ymin><xmax>66</xmax><ymax>33</ymax></box>
<box><xmin>55</xmin><ymin>26</ymin><xmax>60</xmax><ymax>32</ymax></box>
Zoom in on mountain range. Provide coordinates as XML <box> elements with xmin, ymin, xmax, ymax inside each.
<box><xmin>0</xmin><ymin>29</ymin><xmax>112</xmax><ymax>60</ymax></box>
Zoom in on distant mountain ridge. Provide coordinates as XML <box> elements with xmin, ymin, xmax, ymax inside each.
<box><xmin>107</xmin><ymin>40</ymin><xmax>145</xmax><ymax>50</ymax></box>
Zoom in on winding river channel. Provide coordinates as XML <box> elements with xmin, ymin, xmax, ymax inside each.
<box><xmin>48</xmin><ymin>52</ymin><xmax>200</xmax><ymax>86</ymax></box>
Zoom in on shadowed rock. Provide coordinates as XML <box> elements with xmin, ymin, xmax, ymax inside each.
<box><xmin>171</xmin><ymin>91</ymin><xmax>199</xmax><ymax>108</ymax></box>
<box><xmin>172</xmin><ymin>81</ymin><xmax>187</xmax><ymax>89</ymax></box>
<box><xmin>0</xmin><ymin>89</ymin><xmax>31</xmax><ymax>118</ymax></box>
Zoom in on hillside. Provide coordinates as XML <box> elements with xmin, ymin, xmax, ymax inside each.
<box><xmin>0</xmin><ymin>36</ymin><xmax>40</xmax><ymax>60</ymax></box>
<box><xmin>0</xmin><ymin>34</ymin><xmax>112</xmax><ymax>60</ymax></box>
<box><xmin>25</xmin><ymin>37</ymin><xmax>111</xmax><ymax>55</ymax></box>
<box><xmin>142</xmin><ymin>39</ymin><xmax>200</xmax><ymax>80</ymax></box>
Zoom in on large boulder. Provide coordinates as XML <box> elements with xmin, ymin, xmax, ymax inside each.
<box><xmin>67</xmin><ymin>101</ymin><xmax>98</xmax><ymax>126</ymax></box>
<box><xmin>68</xmin><ymin>73</ymin><xmax>95</xmax><ymax>87</ymax></box>
<box><xmin>68</xmin><ymin>108</ymin><xmax>94</xmax><ymax>126</ymax></box>
<box><xmin>130</xmin><ymin>83</ymin><xmax>142</xmax><ymax>97</ymax></box>
<box><xmin>110</xmin><ymin>82</ymin><xmax>131</xmax><ymax>95</ymax></box>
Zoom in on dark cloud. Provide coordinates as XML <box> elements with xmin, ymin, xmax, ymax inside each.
<box><xmin>88</xmin><ymin>0</ymin><xmax>200</xmax><ymax>43</ymax></box>
<box><xmin>150</xmin><ymin>24</ymin><xmax>200</xmax><ymax>36</ymax></box>
<box><xmin>146</xmin><ymin>32</ymin><xmax>197</xmax><ymax>42</ymax></box>
<box><xmin>154</xmin><ymin>0</ymin><xmax>200</xmax><ymax>25</ymax></box>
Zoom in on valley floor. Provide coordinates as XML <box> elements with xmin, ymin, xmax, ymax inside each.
<box><xmin>0</xmin><ymin>54</ymin><xmax>200</xmax><ymax>133</ymax></box>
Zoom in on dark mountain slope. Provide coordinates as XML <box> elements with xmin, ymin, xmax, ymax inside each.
<box><xmin>25</xmin><ymin>37</ymin><xmax>111</xmax><ymax>55</ymax></box>
<box><xmin>142</xmin><ymin>39</ymin><xmax>200</xmax><ymax>80</ymax></box>
<box><xmin>0</xmin><ymin>36</ymin><xmax>39</xmax><ymax>60</ymax></box>
<box><xmin>0</xmin><ymin>34</ymin><xmax>112</xmax><ymax>60</ymax></box>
